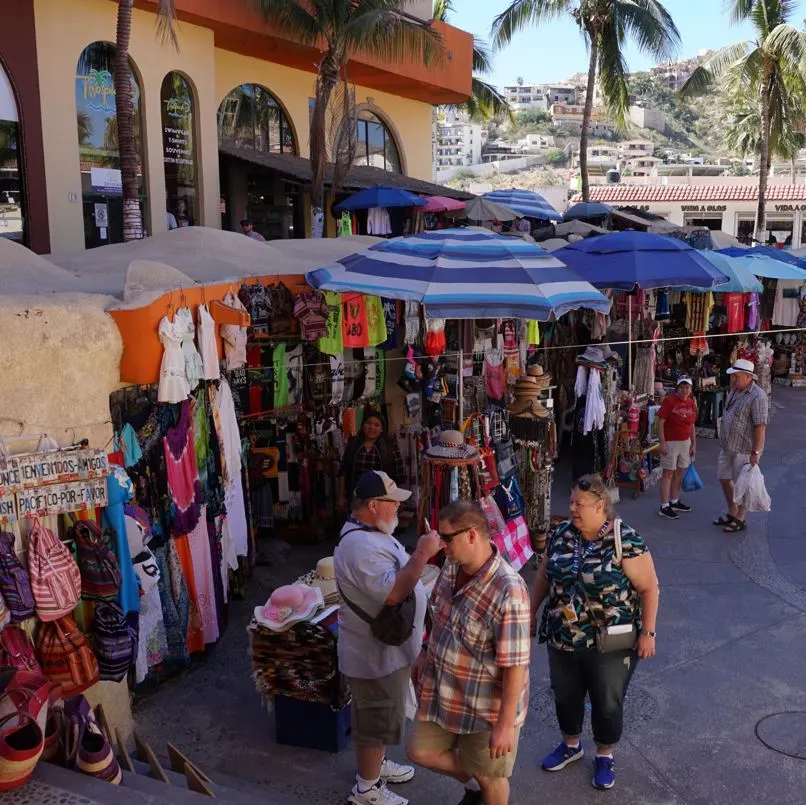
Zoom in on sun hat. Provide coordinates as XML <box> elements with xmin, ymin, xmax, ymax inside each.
<box><xmin>353</xmin><ymin>470</ymin><xmax>412</xmax><ymax>502</ymax></box>
<box><xmin>509</xmin><ymin>398</ymin><xmax>551</xmax><ymax>418</ymax></box>
<box><xmin>726</xmin><ymin>358</ymin><xmax>757</xmax><ymax>378</ymax></box>
<box><xmin>425</xmin><ymin>430</ymin><xmax>480</xmax><ymax>460</ymax></box>
<box><xmin>576</xmin><ymin>346</ymin><xmax>607</xmax><ymax>367</ymax></box>
<box><xmin>676</xmin><ymin>375</ymin><xmax>693</xmax><ymax>386</ymax></box>
<box><xmin>254</xmin><ymin>584</ymin><xmax>323</xmax><ymax>632</ymax></box>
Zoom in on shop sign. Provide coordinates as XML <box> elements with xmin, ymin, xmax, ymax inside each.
<box><xmin>16</xmin><ymin>478</ymin><xmax>108</xmax><ymax>519</ymax></box>
<box><xmin>774</xmin><ymin>205</ymin><xmax>806</xmax><ymax>211</ymax></box>
<box><xmin>76</xmin><ymin>69</ymin><xmax>115</xmax><ymax>112</ymax></box>
<box><xmin>90</xmin><ymin>167</ymin><xmax>122</xmax><ymax>195</ymax></box>
<box><xmin>0</xmin><ymin>492</ymin><xmax>16</xmax><ymax>524</ymax></box>
<box><xmin>681</xmin><ymin>205</ymin><xmax>726</xmax><ymax>213</ymax></box>
<box><xmin>0</xmin><ymin>449</ymin><xmax>109</xmax><ymax>496</ymax></box>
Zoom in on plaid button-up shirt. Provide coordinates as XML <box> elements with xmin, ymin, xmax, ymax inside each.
<box><xmin>720</xmin><ymin>382</ymin><xmax>769</xmax><ymax>455</ymax></box>
<box><xmin>417</xmin><ymin>546</ymin><xmax>531</xmax><ymax>734</ymax></box>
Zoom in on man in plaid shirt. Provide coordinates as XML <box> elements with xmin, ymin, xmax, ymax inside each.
<box><xmin>407</xmin><ymin>501</ymin><xmax>531</xmax><ymax>805</ymax></box>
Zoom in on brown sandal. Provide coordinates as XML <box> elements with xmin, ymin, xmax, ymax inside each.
<box><xmin>713</xmin><ymin>515</ymin><xmax>733</xmax><ymax>527</ymax></box>
<box><xmin>723</xmin><ymin>518</ymin><xmax>746</xmax><ymax>533</ymax></box>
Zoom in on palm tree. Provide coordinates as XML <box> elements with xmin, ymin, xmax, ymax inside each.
<box><xmin>115</xmin><ymin>0</ymin><xmax>176</xmax><ymax>241</ymax></box>
<box><xmin>681</xmin><ymin>0</ymin><xmax>806</xmax><ymax>243</ymax></box>
<box><xmin>248</xmin><ymin>1</ymin><xmax>442</xmax><ymax>237</ymax></box>
<box><xmin>492</xmin><ymin>1</ymin><xmax>680</xmax><ymax>201</ymax></box>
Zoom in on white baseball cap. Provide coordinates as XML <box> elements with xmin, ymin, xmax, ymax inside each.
<box><xmin>676</xmin><ymin>375</ymin><xmax>693</xmax><ymax>386</ymax></box>
<box><xmin>726</xmin><ymin>358</ymin><xmax>756</xmax><ymax>377</ymax></box>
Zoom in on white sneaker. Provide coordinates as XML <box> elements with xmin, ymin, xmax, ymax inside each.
<box><xmin>380</xmin><ymin>757</ymin><xmax>415</xmax><ymax>784</ymax></box>
<box><xmin>348</xmin><ymin>781</ymin><xmax>409</xmax><ymax>805</ymax></box>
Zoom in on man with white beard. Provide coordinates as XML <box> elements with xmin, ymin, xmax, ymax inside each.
<box><xmin>335</xmin><ymin>471</ymin><xmax>442</xmax><ymax>805</ymax></box>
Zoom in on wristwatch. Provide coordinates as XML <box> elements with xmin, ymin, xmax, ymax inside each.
<box><xmin>642</xmin><ymin>630</ymin><xmax>657</xmax><ymax>638</ymax></box>
<box><xmin>751</xmin><ymin>450</ymin><xmax>760</xmax><ymax>456</ymax></box>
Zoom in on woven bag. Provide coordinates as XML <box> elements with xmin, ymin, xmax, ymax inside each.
<box><xmin>27</xmin><ymin>521</ymin><xmax>81</xmax><ymax>622</ymax></box>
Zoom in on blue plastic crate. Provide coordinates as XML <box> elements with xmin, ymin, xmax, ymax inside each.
<box><xmin>274</xmin><ymin>695</ymin><xmax>352</xmax><ymax>752</ymax></box>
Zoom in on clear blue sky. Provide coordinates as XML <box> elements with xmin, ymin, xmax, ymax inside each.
<box><xmin>453</xmin><ymin>0</ymin><xmax>806</xmax><ymax>88</ymax></box>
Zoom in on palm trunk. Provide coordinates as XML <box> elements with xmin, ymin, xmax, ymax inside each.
<box><xmin>755</xmin><ymin>75</ymin><xmax>773</xmax><ymax>245</ymax></box>
<box><xmin>115</xmin><ymin>0</ymin><xmax>143</xmax><ymax>241</ymax></box>
<box><xmin>310</xmin><ymin>52</ymin><xmax>340</xmax><ymax>238</ymax></box>
<box><xmin>580</xmin><ymin>36</ymin><xmax>598</xmax><ymax>202</ymax></box>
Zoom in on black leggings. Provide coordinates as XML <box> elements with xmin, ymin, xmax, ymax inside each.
<box><xmin>548</xmin><ymin>646</ymin><xmax>638</xmax><ymax>747</ymax></box>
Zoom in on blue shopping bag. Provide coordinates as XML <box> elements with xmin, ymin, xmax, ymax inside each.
<box><xmin>682</xmin><ymin>462</ymin><xmax>703</xmax><ymax>493</ymax></box>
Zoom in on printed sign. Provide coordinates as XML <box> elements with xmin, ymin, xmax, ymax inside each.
<box><xmin>0</xmin><ymin>493</ymin><xmax>17</xmax><ymax>525</ymax></box>
<box><xmin>90</xmin><ymin>167</ymin><xmax>122</xmax><ymax>195</ymax></box>
<box><xmin>16</xmin><ymin>478</ymin><xmax>108</xmax><ymax>519</ymax></box>
<box><xmin>0</xmin><ymin>449</ymin><xmax>109</xmax><ymax>496</ymax></box>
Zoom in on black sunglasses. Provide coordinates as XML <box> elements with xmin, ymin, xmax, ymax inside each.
<box><xmin>437</xmin><ymin>527</ymin><xmax>471</xmax><ymax>544</ymax></box>
<box><xmin>575</xmin><ymin>479</ymin><xmax>604</xmax><ymax>499</ymax></box>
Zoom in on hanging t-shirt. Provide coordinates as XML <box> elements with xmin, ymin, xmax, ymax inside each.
<box><xmin>378</xmin><ymin>299</ymin><xmax>399</xmax><ymax>350</ymax></box>
<box><xmin>724</xmin><ymin>293</ymin><xmax>744</xmax><ymax>334</ymax></box>
<box><xmin>343</xmin><ymin>294</ymin><xmax>369</xmax><ymax>348</ymax></box>
<box><xmin>273</xmin><ymin>343</ymin><xmax>289</xmax><ymax>408</ymax></box>
<box><xmin>286</xmin><ymin>344</ymin><xmax>304</xmax><ymax>406</ymax></box>
<box><xmin>747</xmin><ymin>292</ymin><xmax>760</xmax><ymax>331</ymax></box>
<box><xmin>293</xmin><ymin>290</ymin><xmax>329</xmax><ymax>341</ymax></box>
<box><xmin>365</xmin><ymin>296</ymin><xmax>388</xmax><ymax>347</ymax></box>
<box><xmin>330</xmin><ymin>353</ymin><xmax>345</xmax><ymax>406</ymax></box>
<box><xmin>526</xmin><ymin>320</ymin><xmax>540</xmax><ymax>346</ymax></box>
<box><xmin>318</xmin><ymin>291</ymin><xmax>343</xmax><ymax>355</ymax></box>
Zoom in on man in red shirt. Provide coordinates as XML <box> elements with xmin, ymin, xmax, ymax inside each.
<box><xmin>657</xmin><ymin>376</ymin><xmax>697</xmax><ymax>520</ymax></box>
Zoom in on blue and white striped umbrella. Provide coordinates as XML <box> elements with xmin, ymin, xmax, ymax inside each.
<box><xmin>306</xmin><ymin>228</ymin><xmax>610</xmax><ymax>320</ymax></box>
<box><xmin>482</xmin><ymin>189</ymin><xmax>562</xmax><ymax>221</ymax></box>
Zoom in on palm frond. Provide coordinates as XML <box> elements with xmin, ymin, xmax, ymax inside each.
<box><xmin>720</xmin><ymin>46</ymin><xmax>765</xmax><ymax>95</ymax></box>
<box><xmin>465</xmin><ymin>77</ymin><xmax>515</xmax><ymax>123</ymax></box>
<box><xmin>432</xmin><ymin>0</ymin><xmax>454</xmax><ymax>22</ymax></box>
<box><xmin>726</xmin><ymin>0</ymin><xmax>757</xmax><ymax>25</ymax></box>
<box><xmin>614</xmin><ymin>0</ymin><xmax>681</xmax><ymax>62</ymax></box>
<box><xmin>154</xmin><ymin>0</ymin><xmax>178</xmax><ymax>48</ymax></box>
<box><xmin>473</xmin><ymin>38</ymin><xmax>494</xmax><ymax>75</ymax></box>
<box><xmin>343</xmin><ymin>9</ymin><xmax>444</xmax><ymax>66</ymax></box>
<box><xmin>679</xmin><ymin>41</ymin><xmax>751</xmax><ymax>97</ymax></box>
<box><xmin>764</xmin><ymin>22</ymin><xmax>806</xmax><ymax>65</ymax></box>
<box><xmin>598</xmin><ymin>22</ymin><xmax>631</xmax><ymax>130</ymax></box>
<box><xmin>750</xmin><ymin>0</ymin><xmax>797</xmax><ymax>38</ymax></box>
<box><xmin>247</xmin><ymin>0</ymin><xmax>322</xmax><ymax>46</ymax></box>
<box><xmin>491</xmin><ymin>0</ymin><xmax>573</xmax><ymax>50</ymax></box>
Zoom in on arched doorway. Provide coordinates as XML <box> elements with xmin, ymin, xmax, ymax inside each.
<box><xmin>217</xmin><ymin>84</ymin><xmax>302</xmax><ymax>239</ymax></box>
<box><xmin>0</xmin><ymin>60</ymin><xmax>24</xmax><ymax>244</ymax></box>
<box><xmin>75</xmin><ymin>42</ymin><xmax>146</xmax><ymax>249</ymax></box>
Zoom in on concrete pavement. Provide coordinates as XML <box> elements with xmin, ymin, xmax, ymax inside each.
<box><xmin>133</xmin><ymin>386</ymin><xmax>806</xmax><ymax>804</ymax></box>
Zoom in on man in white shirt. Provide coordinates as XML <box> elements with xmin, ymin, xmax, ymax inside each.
<box><xmin>240</xmin><ymin>218</ymin><xmax>265</xmax><ymax>241</ymax></box>
<box><xmin>335</xmin><ymin>471</ymin><xmax>441</xmax><ymax>805</ymax></box>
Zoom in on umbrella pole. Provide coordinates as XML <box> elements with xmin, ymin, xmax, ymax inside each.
<box><xmin>458</xmin><ymin>345</ymin><xmax>464</xmax><ymax>425</ymax></box>
<box><xmin>628</xmin><ymin>295</ymin><xmax>633</xmax><ymax>392</ymax></box>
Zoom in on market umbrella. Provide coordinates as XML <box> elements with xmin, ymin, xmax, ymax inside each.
<box><xmin>459</xmin><ymin>197</ymin><xmax>522</xmax><ymax>223</ymax></box>
<box><xmin>418</xmin><ymin>195</ymin><xmax>467</xmax><ymax>214</ymax></box>
<box><xmin>306</xmin><ymin>227</ymin><xmax>610</xmax><ymax>320</ymax></box>
<box><xmin>563</xmin><ymin>202</ymin><xmax>613</xmax><ymax>221</ymax></box>
<box><xmin>679</xmin><ymin>252</ymin><xmax>762</xmax><ymax>293</ymax></box>
<box><xmin>332</xmin><ymin>185</ymin><xmax>427</xmax><ymax>212</ymax></box>
<box><xmin>553</xmin><ymin>231</ymin><xmax>731</xmax><ymax>389</ymax></box>
<box><xmin>482</xmin><ymin>189</ymin><xmax>562</xmax><ymax>221</ymax></box>
<box><xmin>717</xmin><ymin>249</ymin><xmax>806</xmax><ymax>280</ymax></box>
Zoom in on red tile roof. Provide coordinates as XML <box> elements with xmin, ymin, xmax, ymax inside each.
<box><xmin>572</xmin><ymin>184</ymin><xmax>806</xmax><ymax>203</ymax></box>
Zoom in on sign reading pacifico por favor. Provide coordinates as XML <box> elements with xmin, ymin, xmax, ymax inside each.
<box><xmin>0</xmin><ymin>449</ymin><xmax>109</xmax><ymax>496</ymax></box>
<box><xmin>16</xmin><ymin>479</ymin><xmax>109</xmax><ymax>520</ymax></box>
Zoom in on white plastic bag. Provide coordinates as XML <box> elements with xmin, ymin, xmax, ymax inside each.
<box><xmin>733</xmin><ymin>464</ymin><xmax>771</xmax><ymax>512</ymax></box>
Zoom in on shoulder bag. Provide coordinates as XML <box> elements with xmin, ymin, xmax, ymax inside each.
<box><xmin>580</xmin><ymin>519</ymin><xmax>637</xmax><ymax>654</ymax></box>
<box><xmin>337</xmin><ymin>526</ymin><xmax>416</xmax><ymax>647</ymax></box>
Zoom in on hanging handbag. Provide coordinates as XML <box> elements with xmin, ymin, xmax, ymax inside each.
<box><xmin>27</xmin><ymin>520</ymin><xmax>81</xmax><ymax>622</ymax></box>
<box><xmin>92</xmin><ymin>602</ymin><xmax>137</xmax><ymax>683</ymax></box>
<box><xmin>64</xmin><ymin>695</ymin><xmax>122</xmax><ymax>785</ymax></box>
<box><xmin>35</xmin><ymin>615</ymin><xmax>99</xmax><ymax>697</ymax></box>
<box><xmin>0</xmin><ymin>532</ymin><xmax>35</xmax><ymax>623</ymax></box>
<box><xmin>494</xmin><ymin>477</ymin><xmax>525</xmax><ymax>521</ymax></box>
<box><xmin>69</xmin><ymin>521</ymin><xmax>122</xmax><ymax>602</ymax></box>
<box><xmin>0</xmin><ymin>691</ymin><xmax>44</xmax><ymax>791</ymax></box>
<box><xmin>0</xmin><ymin>625</ymin><xmax>41</xmax><ymax>674</ymax></box>
<box><xmin>580</xmin><ymin>520</ymin><xmax>637</xmax><ymax>654</ymax></box>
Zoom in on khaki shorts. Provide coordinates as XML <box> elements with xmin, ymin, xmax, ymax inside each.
<box><xmin>660</xmin><ymin>440</ymin><xmax>691</xmax><ymax>471</ymax></box>
<box><xmin>408</xmin><ymin>718</ymin><xmax>521</xmax><ymax>779</ymax></box>
<box><xmin>348</xmin><ymin>665</ymin><xmax>410</xmax><ymax>748</ymax></box>
<box><xmin>717</xmin><ymin>449</ymin><xmax>750</xmax><ymax>483</ymax></box>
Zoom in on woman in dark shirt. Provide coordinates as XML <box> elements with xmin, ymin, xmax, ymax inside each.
<box><xmin>338</xmin><ymin>411</ymin><xmax>404</xmax><ymax>508</ymax></box>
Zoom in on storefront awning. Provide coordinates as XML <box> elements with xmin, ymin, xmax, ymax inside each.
<box><xmin>218</xmin><ymin>143</ymin><xmax>473</xmax><ymax>201</ymax></box>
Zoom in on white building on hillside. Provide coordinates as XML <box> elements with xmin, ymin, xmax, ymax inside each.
<box><xmin>517</xmin><ymin>134</ymin><xmax>555</xmax><ymax>152</ymax></box>
<box><xmin>503</xmin><ymin>83</ymin><xmax>547</xmax><ymax>110</ymax></box>
<box><xmin>436</xmin><ymin>119</ymin><xmax>483</xmax><ymax>168</ymax></box>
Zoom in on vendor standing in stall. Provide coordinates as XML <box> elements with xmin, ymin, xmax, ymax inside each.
<box><xmin>335</xmin><ymin>470</ymin><xmax>442</xmax><ymax>805</ymax></box>
<box><xmin>657</xmin><ymin>376</ymin><xmax>697</xmax><ymax>520</ymax></box>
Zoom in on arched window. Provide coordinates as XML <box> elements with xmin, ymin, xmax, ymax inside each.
<box><xmin>217</xmin><ymin>84</ymin><xmax>296</xmax><ymax>155</ymax></box>
<box><xmin>0</xmin><ymin>61</ymin><xmax>24</xmax><ymax>243</ymax></box>
<box><xmin>75</xmin><ymin>42</ymin><xmax>146</xmax><ymax>249</ymax></box>
<box><xmin>161</xmin><ymin>72</ymin><xmax>199</xmax><ymax>228</ymax></box>
<box><xmin>354</xmin><ymin>110</ymin><xmax>401</xmax><ymax>173</ymax></box>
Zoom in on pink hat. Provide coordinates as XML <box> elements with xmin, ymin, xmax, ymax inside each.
<box><xmin>254</xmin><ymin>584</ymin><xmax>323</xmax><ymax>632</ymax></box>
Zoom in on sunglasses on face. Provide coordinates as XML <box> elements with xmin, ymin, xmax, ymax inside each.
<box><xmin>437</xmin><ymin>527</ymin><xmax>471</xmax><ymax>544</ymax></box>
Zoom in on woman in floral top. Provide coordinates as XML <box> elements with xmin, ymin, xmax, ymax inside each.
<box><xmin>531</xmin><ymin>474</ymin><xmax>660</xmax><ymax>792</ymax></box>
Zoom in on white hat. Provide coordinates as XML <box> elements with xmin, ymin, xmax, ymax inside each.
<box><xmin>353</xmin><ymin>470</ymin><xmax>412</xmax><ymax>502</ymax></box>
<box><xmin>254</xmin><ymin>584</ymin><xmax>323</xmax><ymax>632</ymax></box>
<box><xmin>425</xmin><ymin>430</ymin><xmax>480</xmax><ymax>460</ymax></box>
<box><xmin>726</xmin><ymin>358</ymin><xmax>756</xmax><ymax>378</ymax></box>
<box><xmin>676</xmin><ymin>375</ymin><xmax>693</xmax><ymax>386</ymax></box>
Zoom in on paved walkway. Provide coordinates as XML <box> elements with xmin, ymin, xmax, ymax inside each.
<box><xmin>134</xmin><ymin>387</ymin><xmax>806</xmax><ymax>804</ymax></box>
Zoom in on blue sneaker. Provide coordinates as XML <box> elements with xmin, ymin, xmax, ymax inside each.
<box><xmin>541</xmin><ymin>742</ymin><xmax>584</xmax><ymax>771</ymax></box>
<box><xmin>592</xmin><ymin>756</ymin><xmax>615</xmax><ymax>790</ymax></box>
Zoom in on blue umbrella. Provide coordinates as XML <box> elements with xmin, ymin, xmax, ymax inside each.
<box><xmin>553</xmin><ymin>231</ymin><xmax>730</xmax><ymax>290</ymax></box>
<box><xmin>333</xmin><ymin>185</ymin><xmax>427</xmax><ymax>212</ymax></box>
<box><xmin>564</xmin><ymin>202</ymin><xmax>613</xmax><ymax>221</ymax></box>
<box><xmin>718</xmin><ymin>245</ymin><xmax>802</xmax><ymax>266</ymax></box>
<box><xmin>482</xmin><ymin>189</ymin><xmax>562</xmax><ymax>221</ymax></box>
<box><xmin>717</xmin><ymin>249</ymin><xmax>806</xmax><ymax>280</ymax></box>
<box><xmin>306</xmin><ymin>228</ymin><xmax>610</xmax><ymax>320</ymax></box>
<box><xmin>679</xmin><ymin>252</ymin><xmax>762</xmax><ymax>293</ymax></box>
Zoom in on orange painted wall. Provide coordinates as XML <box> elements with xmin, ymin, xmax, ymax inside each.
<box><xmin>109</xmin><ymin>276</ymin><xmax>308</xmax><ymax>385</ymax></box>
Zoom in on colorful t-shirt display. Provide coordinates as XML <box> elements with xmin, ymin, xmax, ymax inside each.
<box><xmin>293</xmin><ymin>290</ymin><xmax>329</xmax><ymax>341</ymax></box>
<box><xmin>365</xmin><ymin>295</ymin><xmax>388</xmax><ymax>347</ymax></box>
<box><xmin>658</xmin><ymin>394</ymin><xmax>697</xmax><ymax>441</ymax></box>
<box><xmin>318</xmin><ymin>291</ymin><xmax>343</xmax><ymax>355</ymax></box>
<box><xmin>342</xmin><ymin>294</ymin><xmax>369</xmax><ymax>348</ymax></box>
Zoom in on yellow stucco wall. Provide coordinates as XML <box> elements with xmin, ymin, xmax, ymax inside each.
<box><xmin>34</xmin><ymin>0</ymin><xmax>434</xmax><ymax>254</ymax></box>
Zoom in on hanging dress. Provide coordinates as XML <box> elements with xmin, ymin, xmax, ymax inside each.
<box><xmin>197</xmin><ymin>303</ymin><xmax>220</xmax><ymax>380</ymax></box>
<box><xmin>176</xmin><ymin>306</ymin><xmax>204</xmax><ymax>391</ymax></box>
<box><xmin>158</xmin><ymin>315</ymin><xmax>190</xmax><ymax>403</ymax></box>
<box><xmin>220</xmin><ymin>291</ymin><xmax>248</xmax><ymax>370</ymax></box>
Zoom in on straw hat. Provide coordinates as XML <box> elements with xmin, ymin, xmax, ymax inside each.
<box><xmin>426</xmin><ymin>430</ymin><xmax>479</xmax><ymax>460</ymax></box>
<box><xmin>254</xmin><ymin>584</ymin><xmax>323</xmax><ymax>632</ymax></box>
<box><xmin>508</xmin><ymin>398</ymin><xmax>551</xmax><ymax>418</ymax></box>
